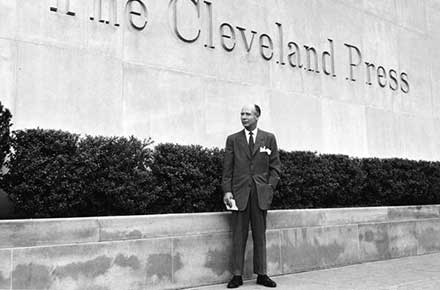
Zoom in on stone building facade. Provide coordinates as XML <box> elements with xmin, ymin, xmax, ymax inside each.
<box><xmin>0</xmin><ymin>0</ymin><xmax>439</xmax><ymax>160</ymax></box>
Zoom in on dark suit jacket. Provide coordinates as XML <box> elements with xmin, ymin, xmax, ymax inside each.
<box><xmin>222</xmin><ymin>129</ymin><xmax>281</xmax><ymax>211</ymax></box>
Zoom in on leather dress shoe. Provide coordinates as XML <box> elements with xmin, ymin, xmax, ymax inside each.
<box><xmin>227</xmin><ymin>275</ymin><xmax>243</xmax><ymax>288</ymax></box>
<box><xmin>256</xmin><ymin>275</ymin><xmax>277</xmax><ymax>287</ymax></box>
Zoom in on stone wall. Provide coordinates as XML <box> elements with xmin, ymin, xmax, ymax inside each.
<box><xmin>1</xmin><ymin>205</ymin><xmax>440</xmax><ymax>289</ymax></box>
<box><xmin>0</xmin><ymin>0</ymin><xmax>439</xmax><ymax>160</ymax></box>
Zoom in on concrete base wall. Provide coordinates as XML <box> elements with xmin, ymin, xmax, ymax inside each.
<box><xmin>1</xmin><ymin>205</ymin><xmax>440</xmax><ymax>289</ymax></box>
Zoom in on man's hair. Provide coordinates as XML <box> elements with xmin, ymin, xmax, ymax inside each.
<box><xmin>254</xmin><ymin>104</ymin><xmax>261</xmax><ymax>117</ymax></box>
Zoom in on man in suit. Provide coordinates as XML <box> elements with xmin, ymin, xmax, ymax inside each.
<box><xmin>222</xmin><ymin>104</ymin><xmax>281</xmax><ymax>288</ymax></box>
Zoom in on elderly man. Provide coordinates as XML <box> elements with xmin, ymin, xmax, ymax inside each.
<box><xmin>222</xmin><ymin>104</ymin><xmax>281</xmax><ymax>288</ymax></box>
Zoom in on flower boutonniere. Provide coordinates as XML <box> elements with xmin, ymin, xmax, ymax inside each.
<box><xmin>259</xmin><ymin>146</ymin><xmax>271</xmax><ymax>155</ymax></box>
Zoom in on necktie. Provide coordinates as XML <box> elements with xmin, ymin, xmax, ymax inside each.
<box><xmin>249</xmin><ymin>131</ymin><xmax>254</xmax><ymax>153</ymax></box>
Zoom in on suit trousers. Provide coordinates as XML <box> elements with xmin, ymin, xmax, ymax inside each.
<box><xmin>231</xmin><ymin>180</ymin><xmax>267</xmax><ymax>275</ymax></box>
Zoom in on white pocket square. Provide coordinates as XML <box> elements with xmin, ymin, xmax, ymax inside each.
<box><xmin>259</xmin><ymin>146</ymin><xmax>271</xmax><ymax>155</ymax></box>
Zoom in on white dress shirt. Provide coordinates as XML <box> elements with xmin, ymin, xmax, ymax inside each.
<box><xmin>244</xmin><ymin>128</ymin><xmax>258</xmax><ymax>144</ymax></box>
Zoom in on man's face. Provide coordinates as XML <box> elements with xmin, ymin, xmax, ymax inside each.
<box><xmin>241</xmin><ymin>105</ymin><xmax>259</xmax><ymax>130</ymax></box>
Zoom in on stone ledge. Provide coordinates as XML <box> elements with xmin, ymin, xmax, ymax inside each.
<box><xmin>1</xmin><ymin>205</ymin><xmax>440</xmax><ymax>289</ymax></box>
<box><xmin>0</xmin><ymin>218</ymin><xmax>99</xmax><ymax>249</ymax></box>
<box><xmin>98</xmin><ymin>212</ymin><xmax>230</xmax><ymax>242</ymax></box>
<box><xmin>1</xmin><ymin>205</ymin><xmax>439</xmax><ymax>249</ymax></box>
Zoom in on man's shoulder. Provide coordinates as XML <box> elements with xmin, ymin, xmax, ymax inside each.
<box><xmin>258</xmin><ymin>129</ymin><xmax>276</xmax><ymax>139</ymax></box>
<box><xmin>227</xmin><ymin>130</ymin><xmax>244</xmax><ymax>140</ymax></box>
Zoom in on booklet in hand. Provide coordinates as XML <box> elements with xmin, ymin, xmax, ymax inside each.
<box><xmin>225</xmin><ymin>198</ymin><xmax>238</xmax><ymax>211</ymax></box>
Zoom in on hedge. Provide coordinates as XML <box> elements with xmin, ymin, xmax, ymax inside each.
<box><xmin>0</xmin><ymin>101</ymin><xmax>12</xmax><ymax>170</ymax></box>
<box><xmin>2</xmin><ymin>129</ymin><xmax>154</xmax><ymax>217</ymax></box>
<box><xmin>1</xmin><ymin>128</ymin><xmax>440</xmax><ymax>218</ymax></box>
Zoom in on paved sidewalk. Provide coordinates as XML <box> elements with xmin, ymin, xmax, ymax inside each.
<box><xmin>187</xmin><ymin>253</ymin><xmax>440</xmax><ymax>290</ymax></box>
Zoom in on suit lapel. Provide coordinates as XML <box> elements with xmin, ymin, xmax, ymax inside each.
<box><xmin>237</xmin><ymin>130</ymin><xmax>251</xmax><ymax>159</ymax></box>
<box><xmin>252</xmin><ymin>130</ymin><xmax>265</xmax><ymax>156</ymax></box>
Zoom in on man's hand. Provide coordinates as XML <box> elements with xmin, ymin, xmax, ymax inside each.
<box><xmin>223</xmin><ymin>192</ymin><xmax>233</xmax><ymax>207</ymax></box>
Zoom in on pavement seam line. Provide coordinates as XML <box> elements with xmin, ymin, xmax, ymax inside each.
<box><xmin>9</xmin><ymin>249</ymin><xmax>12</xmax><ymax>290</ymax></box>
<box><xmin>97</xmin><ymin>217</ymin><xmax>102</xmax><ymax>242</ymax></box>
<box><xmin>355</xmin><ymin>223</ymin><xmax>361</xmax><ymax>263</ymax></box>
<box><xmin>4</xmin><ymin>236</ymin><xmax>175</xmax><ymax>250</ymax></box>
<box><xmin>171</xmin><ymin>238</ymin><xmax>174</xmax><ymax>284</ymax></box>
<box><xmin>278</xmin><ymin>230</ymin><xmax>282</xmax><ymax>274</ymax></box>
<box><xmin>390</xmin><ymin>278</ymin><xmax>438</xmax><ymax>288</ymax></box>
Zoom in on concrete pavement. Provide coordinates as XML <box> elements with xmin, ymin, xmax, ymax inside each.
<box><xmin>188</xmin><ymin>253</ymin><xmax>440</xmax><ymax>290</ymax></box>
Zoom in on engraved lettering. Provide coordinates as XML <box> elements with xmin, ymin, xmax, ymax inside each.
<box><xmin>364</xmin><ymin>62</ymin><xmax>375</xmax><ymax>85</ymax></box>
<box><xmin>90</xmin><ymin>0</ymin><xmax>120</xmax><ymax>26</ymax></box>
<box><xmin>50</xmin><ymin>0</ymin><xmax>75</xmax><ymax>16</ymax></box>
<box><xmin>389</xmin><ymin>69</ymin><xmax>398</xmax><ymax>91</ymax></box>
<box><xmin>276</xmin><ymin>22</ymin><xmax>285</xmax><ymax>65</ymax></box>
<box><xmin>304</xmin><ymin>45</ymin><xmax>319</xmax><ymax>73</ymax></box>
<box><xmin>377</xmin><ymin>66</ymin><xmax>387</xmax><ymax>88</ymax></box>
<box><xmin>170</xmin><ymin>0</ymin><xmax>200</xmax><ymax>43</ymax></box>
<box><xmin>220</xmin><ymin>23</ymin><xmax>236</xmax><ymax>51</ymax></box>
<box><xmin>259</xmin><ymin>34</ymin><xmax>273</xmax><ymax>60</ymax></box>
<box><xmin>126</xmin><ymin>0</ymin><xmax>148</xmax><ymax>31</ymax></box>
<box><xmin>287</xmin><ymin>41</ymin><xmax>301</xmax><ymax>68</ymax></box>
<box><xmin>45</xmin><ymin>1</ymin><xmax>411</xmax><ymax>94</ymax></box>
<box><xmin>204</xmin><ymin>1</ymin><xmax>214</xmax><ymax>48</ymax></box>
<box><xmin>236</xmin><ymin>26</ymin><xmax>257</xmax><ymax>52</ymax></box>
<box><xmin>322</xmin><ymin>39</ymin><xmax>335</xmax><ymax>77</ymax></box>
<box><xmin>345</xmin><ymin>43</ymin><xmax>362</xmax><ymax>81</ymax></box>
<box><xmin>400</xmin><ymin>72</ymin><xmax>409</xmax><ymax>93</ymax></box>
